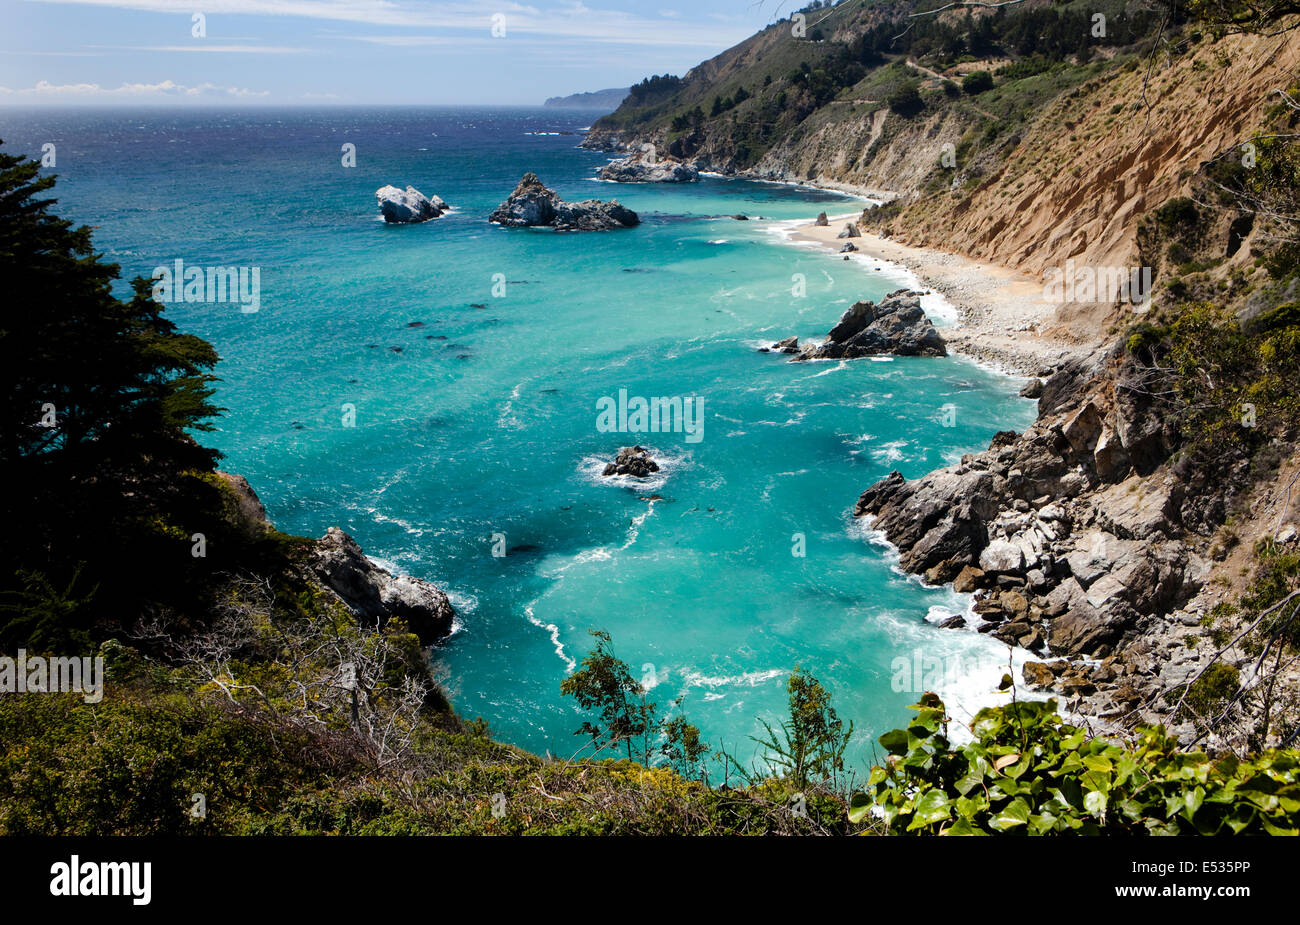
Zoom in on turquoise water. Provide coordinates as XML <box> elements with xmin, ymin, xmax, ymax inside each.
<box><xmin>0</xmin><ymin>106</ymin><xmax>1036</xmax><ymax>771</ymax></box>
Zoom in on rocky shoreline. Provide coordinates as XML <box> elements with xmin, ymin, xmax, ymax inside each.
<box><xmin>598</xmin><ymin>153</ymin><xmax>698</xmax><ymax>183</ymax></box>
<box><xmin>851</xmin><ymin>345</ymin><xmax>1239</xmax><ymax>742</ymax></box>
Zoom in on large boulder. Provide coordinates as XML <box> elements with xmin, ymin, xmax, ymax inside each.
<box><xmin>489</xmin><ymin>172</ymin><xmax>638</xmax><ymax>230</ymax></box>
<box><xmin>979</xmin><ymin>539</ymin><xmax>1024</xmax><ymax>574</ymax></box>
<box><xmin>376</xmin><ymin>185</ymin><xmax>447</xmax><ymax>223</ymax></box>
<box><xmin>793</xmin><ymin>290</ymin><xmax>946</xmax><ymax>360</ymax></box>
<box><xmin>309</xmin><ymin>527</ymin><xmax>455</xmax><ymax>644</ymax></box>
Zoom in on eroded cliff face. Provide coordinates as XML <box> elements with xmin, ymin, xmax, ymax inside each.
<box><xmin>588</xmin><ymin>29</ymin><xmax>1300</xmax><ymax>347</ymax></box>
<box><xmin>867</xmin><ymin>30</ymin><xmax>1300</xmax><ymax>339</ymax></box>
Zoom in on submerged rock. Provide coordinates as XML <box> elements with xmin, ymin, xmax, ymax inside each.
<box><xmin>762</xmin><ymin>335</ymin><xmax>800</xmax><ymax>354</ymax></box>
<box><xmin>376</xmin><ymin>184</ymin><xmax>447</xmax><ymax>223</ymax></box>
<box><xmin>603</xmin><ymin>445</ymin><xmax>660</xmax><ymax>478</ymax></box>
<box><xmin>310</xmin><ymin>527</ymin><xmax>455</xmax><ymax>644</ymax></box>
<box><xmin>489</xmin><ymin>172</ymin><xmax>638</xmax><ymax>231</ymax></box>
<box><xmin>599</xmin><ymin>155</ymin><xmax>698</xmax><ymax>183</ymax></box>
<box><xmin>789</xmin><ymin>289</ymin><xmax>947</xmax><ymax>360</ymax></box>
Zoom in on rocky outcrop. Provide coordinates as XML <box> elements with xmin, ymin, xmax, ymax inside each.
<box><xmin>376</xmin><ymin>185</ymin><xmax>448</xmax><ymax>223</ymax></box>
<box><xmin>603</xmin><ymin>445</ymin><xmax>660</xmax><ymax>478</ymax></box>
<box><xmin>837</xmin><ymin>223</ymin><xmax>860</xmax><ymax>239</ymax></box>
<box><xmin>599</xmin><ymin>155</ymin><xmax>698</xmax><ymax>182</ymax></box>
<box><xmin>854</xmin><ymin>348</ymin><xmax>1221</xmax><ymax>730</ymax></box>
<box><xmin>787</xmin><ymin>289</ymin><xmax>946</xmax><ymax>360</ymax></box>
<box><xmin>309</xmin><ymin>527</ymin><xmax>456</xmax><ymax>644</ymax></box>
<box><xmin>214</xmin><ymin>474</ymin><xmax>456</xmax><ymax>645</ymax></box>
<box><xmin>215</xmin><ymin>471</ymin><xmax>271</xmax><ymax>539</ymax></box>
<box><xmin>489</xmin><ymin>173</ymin><xmax>638</xmax><ymax>231</ymax></box>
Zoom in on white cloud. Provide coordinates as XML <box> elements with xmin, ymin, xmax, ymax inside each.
<box><xmin>28</xmin><ymin>0</ymin><xmax>753</xmax><ymax>47</ymax></box>
<box><xmin>0</xmin><ymin>79</ymin><xmax>271</xmax><ymax>99</ymax></box>
<box><xmin>105</xmin><ymin>44</ymin><xmax>307</xmax><ymax>52</ymax></box>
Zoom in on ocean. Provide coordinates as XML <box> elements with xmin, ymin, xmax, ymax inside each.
<box><xmin>0</xmin><ymin>105</ymin><xmax>1037</xmax><ymax>773</ymax></box>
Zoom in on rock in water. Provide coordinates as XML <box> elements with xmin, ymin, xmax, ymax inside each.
<box><xmin>603</xmin><ymin>445</ymin><xmax>660</xmax><ymax>478</ymax></box>
<box><xmin>787</xmin><ymin>289</ymin><xmax>947</xmax><ymax>360</ymax></box>
<box><xmin>489</xmin><ymin>172</ymin><xmax>638</xmax><ymax>231</ymax></box>
<box><xmin>814</xmin><ymin>212</ymin><xmax>829</xmax><ymax>226</ymax></box>
<box><xmin>310</xmin><ymin>527</ymin><xmax>455</xmax><ymax>643</ymax></box>
<box><xmin>376</xmin><ymin>185</ymin><xmax>446</xmax><ymax>223</ymax></box>
<box><xmin>762</xmin><ymin>335</ymin><xmax>799</xmax><ymax>354</ymax></box>
<box><xmin>598</xmin><ymin>155</ymin><xmax>698</xmax><ymax>183</ymax></box>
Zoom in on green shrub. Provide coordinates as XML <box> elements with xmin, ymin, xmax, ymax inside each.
<box><xmin>858</xmin><ymin>694</ymin><xmax>1300</xmax><ymax>835</ymax></box>
<box><xmin>963</xmin><ymin>70</ymin><xmax>995</xmax><ymax>95</ymax></box>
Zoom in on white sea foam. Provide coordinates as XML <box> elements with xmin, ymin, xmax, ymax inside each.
<box><xmin>678</xmin><ymin>667</ymin><xmax>786</xmax><ymax>689</ymax></box>
<box><xmin>523</xmin><ymin>602</ymin><xmax>575</xmax><ymax>673</ymax></box>
<box><xmin>869</xmin><ymin>439</ymin><xmax>909</xmax><ymax>465</ymax></box>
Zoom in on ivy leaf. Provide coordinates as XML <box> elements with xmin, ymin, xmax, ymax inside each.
<box><xmin>1084</xmin><ymin>789</ymin><xmax>1108</xmax><ymax>819</ymax></box>
<box><xmin>988</xmin><ymin>797</ymin><xmax>1031</xmax><ymax>831</ymax></box>
<box><xmin>905</xmin><ymin>789</ymin><xmax>952</xmax><ymax>830</ymax></box>
<box><xmin>847</xmin><ymin>792</ymin><xmax>874</xmax><ymax>824</ymax></box>
<box><xmin>878</xmin><ymin>728</ymin><xmax>910</xmax><ymax>755</ymax></box>
<box><xmin>943</xmin><ymin>816</ymin><xmax>987</xmax><ymax>836</ymax></box>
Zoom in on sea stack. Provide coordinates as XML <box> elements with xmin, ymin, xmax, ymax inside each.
<box><xmin>489</xmin><ymin>173</ymin><xmax>639</xmax><ymax>230</ymax></box>
<box><xmin>376</xmin><ymin>185</ymin><xmax>448</xmax><ymax>223</ymax></box>
<box><xmin>781</xmin><ymin>289</ymin><xmax>947</xmax><ymax>360</ymax></box>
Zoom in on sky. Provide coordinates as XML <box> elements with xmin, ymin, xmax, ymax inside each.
<box><xmin>0</xmin><ymin>0</ymin><xmax>798</xmax><ymax>105</ymax></box>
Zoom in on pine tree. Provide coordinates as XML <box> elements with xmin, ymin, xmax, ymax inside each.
<box><xmin>0</xmin><ymin>141</ymin><xmax>225</xmax><ymax>647</ymax></box>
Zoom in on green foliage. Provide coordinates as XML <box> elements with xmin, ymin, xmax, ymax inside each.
<box><xmin>661</xmin><ymin>701</ymin><xmax>710</xmax><ymax>780</ymax></box>
<box><xmin>887</xmin><ymin>80</ymin><xmax>924</xmax><ymax>116</ymax></box>
<box><xmin>1178</xmin><ymin>0</ymin><xmax>1300</xmax><ymax>33</ymax></box>
<box><xmin>1161</xmin><ymin>302</ymin><xmax>1300</xmax><ymax>445</ymax></box>
<box><xmin>1182</xmin><ymin>663</ymin><xmax>1243</xmax><ymax>718</ymax></box>
<box><xmin>560</xmin><ymin>629</ymin><xmax>657</xmax><ymax>762</ymax></box>
<box><xmin>865</xmin><ymin>694</ymin><xmax>1300</xmax><ymax>835</ymax></box>
<box><xmin>1239</xmin><ymin>539</ymin><xmax>1300</xmax><ymax>647</ymax></box>
<box><xmin>0</xmin><ymin>663</ymin><xmax>848</xmax><ymax>835</ymax></box>
<box><xmin>751</xmin><ymin>666</ymin><xmax>852</xmax><ymax>793</ymax></box>
<box><xmin>962</xmin><ymin>70</ymin><xmax>994</xmax><ymax>95</ymax></box>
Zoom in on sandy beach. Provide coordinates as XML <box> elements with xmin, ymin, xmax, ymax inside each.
<box><xmin>787</xmin><ymin>213</ymin><xmax>1089</xmax><ymax>376</ymax></box>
